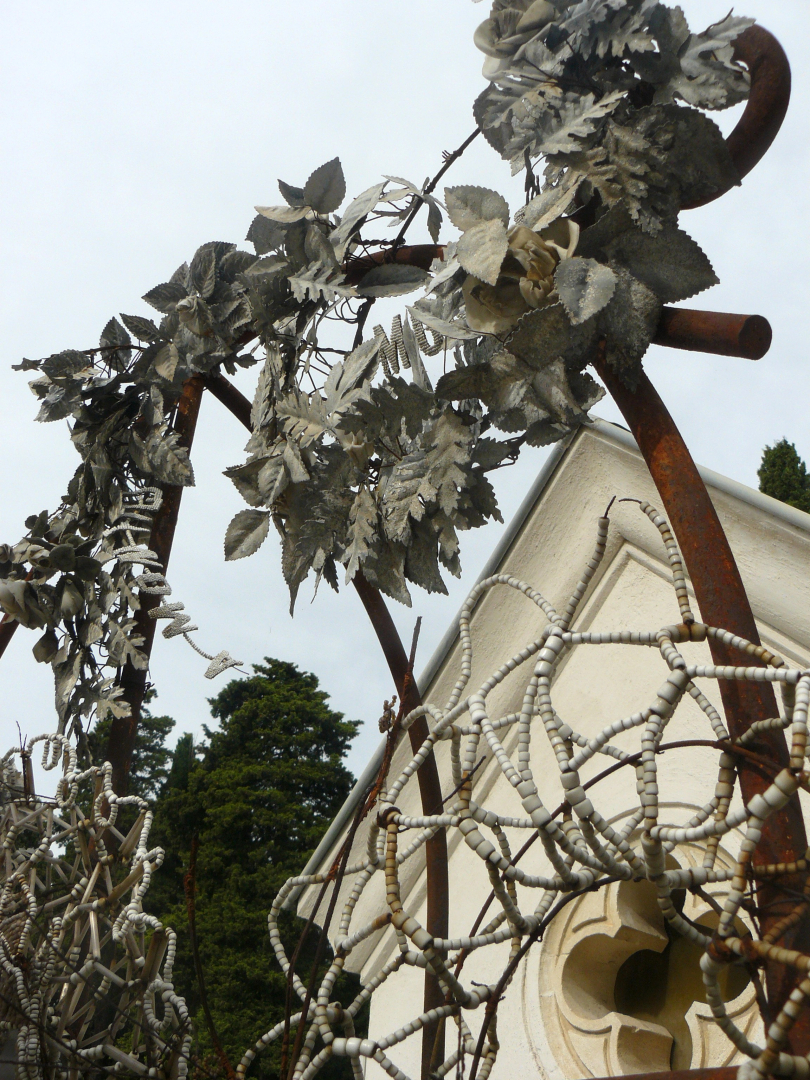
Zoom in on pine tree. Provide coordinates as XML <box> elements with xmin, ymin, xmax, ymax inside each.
<box><xmin>87</xmin><ymin>699</ymin><xmax>175</xmax><ymax>801</ymax></box>
<box><xmin>145</xmin><ymin>658</ymin><xmax>362</xmax><ymax>1078</ymax></box>
<box><xmin>758</xmin><ymin>439</ymin><xmax>810</xmax><ymax>513</ymax></box>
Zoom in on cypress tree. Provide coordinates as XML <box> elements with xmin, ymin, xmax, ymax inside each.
<box><xmin>758</xmin><ymin>439</ymin><xmax>810</xmax><ymax>513</ymax></box>
<box><xmin>145</xmin><ymin>658</ymin><xmax>363</xmax><ymax>1078</ymax></box>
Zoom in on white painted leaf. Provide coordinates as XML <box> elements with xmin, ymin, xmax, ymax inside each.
<box><xmin>406</xmin><ymin>305</ymin><xmax>478</xmax><ymax>341</ymax></box>
<box><xmin>224</xmin><ymin>509</ymin><xmax>271</xmax><ymax>561</ymax></box>
<box><xmin>255</xmin><ymin>204</ymin><xmax>311</xmax><ymax>223</ymax></box>
<box><xmin>152</xmin><ymin>343</ymin><xmax>179</xmax><ymax>382</ymax></box>
<box><xmin>554</xmin><ymin>258</ymin><xmax>617</xmax><ymax>324</ymax></box>
<box><xmin>331</xmin><ymin>182</ymin><xmax>387</xmax><ymax>258</ymax></box>
<box><xmin>520</xmin><ymin>171</ymin><xmax>581</xmax><ymax>230</ymax></box>
<box><xmin>445</xmin><ymin>185</ymin><xmax>510</xmax><ymax>232</ymax></box>
<box><xmin>303</xmin><ymin>157</ymin><xmax>346</xmax><ymax>214</ymax></box>
<box><xmin>456</xmin><ymin>219</ymin><xmax>508</xmax><ymax>286</ymax></box>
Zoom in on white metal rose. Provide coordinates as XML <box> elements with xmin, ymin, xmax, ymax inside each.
<box><xmin>462</xmin><ymin>218</ymin><xmax>580</xmax><ymax>334</ymax></box>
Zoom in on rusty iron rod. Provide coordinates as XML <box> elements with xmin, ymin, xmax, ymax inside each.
<box><xmin>683</xmin><ymin>26</ymin><xmax>791</xmax><ymax>210</ymax></box>
<box><xmin>204</xmin><ymin>372</ymin><xmax>449</xmax><ymax>1076</ymax></box>
<box><xmin>106</xmin><ymin>375</ymin><xmax>206</xmax><ymax>795</ymax></box>
<box><xmin>594</xmin><ymin>355</ymin><xmax>810</xmax><ymax>1051</ymax></box>
<box><xmin>654</xmin><ymin>307</ymin><xmax>772</xmax><ymax>360</ymax></box>
<box><xmin>0</xmin><ymin>618</ymin><xmax>17</xmax><ymax>662</ymax></box>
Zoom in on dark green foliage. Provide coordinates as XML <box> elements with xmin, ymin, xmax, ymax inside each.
<box><xmin>88</xmin><ymin>702</ymin><xmax>175</xmax><ymax>802</ymax></box>
<box><xmin>144</xmin><ymin>659</ymin><xmax>362</xmax><ymax>1078</ymax></box>
<box><xmin>758</xmin><ymin>439</ymin><xmax>810</xmax><ymax>514</ymax></box>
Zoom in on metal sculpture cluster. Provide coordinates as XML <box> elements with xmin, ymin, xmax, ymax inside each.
<box><xmin>262</xmin><ymin>503</ymin><xmax>810</xmax><ymax>1080</ymax></box>
<box><xmin>0</xmin><ymin>738</ymin><xmax>190</xmax><ymax>1078</ymax></box>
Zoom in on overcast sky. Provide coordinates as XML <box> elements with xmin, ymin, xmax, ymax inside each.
<box><xmin>0</xmin><ymin>1</ymin><xmax>807</xmax><ymax>787</ymax></box>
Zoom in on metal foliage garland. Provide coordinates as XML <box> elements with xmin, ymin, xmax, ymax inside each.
<box><xmin>0</xmin><ymin>0</ymin><xmax>753</xmax><ymax>752</ymax></box>
<box><xmin>265</xmin><ymin>503</ymin><xmax>810</xmax><ymax>1080</ymax></box>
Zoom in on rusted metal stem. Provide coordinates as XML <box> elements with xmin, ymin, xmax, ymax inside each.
<box><xmin>0</xmin><ymin>618</ymin><xmax>17</xmax><ymax>661</ymax></box>
<box><xmin>106</xmin><ymin>375</ymin><xmax>205</xmax><ymax>794</ymax></box>
<box><xmin>683</xmin><ymin>26</ymin><xmax>791</xmax><ymax>210</ymax></box>
<box><xmin>594</xmin><ymin>355</ymin><xmax>810</xmax><ymax>1048</ymax></box>
<box><xmin>206</xmin><ymin>372</ymin><xmax>449</xmax><ymax>1077</ymax></box>
<box><xmin>654</xmin><ymin>307</ymin><xmax>772</xmax><ymax>360</ymax></box>
<box><xmin>343</xmin><ymin>244</ymin><xmax>444</xmax><ymax>286</ymax></box>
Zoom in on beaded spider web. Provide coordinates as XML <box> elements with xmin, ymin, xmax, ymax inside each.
<box><xmin>261</xmin><ymin>501</ymin><xmax>810</xmax><ymax>1080</ymax></box>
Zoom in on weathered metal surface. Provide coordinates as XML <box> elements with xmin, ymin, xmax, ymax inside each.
<box><xmin>654</xmin><ymin>307</ymin><xmax>772</xmax><ymax>360</ymax></box>
<box><xmin>343</xmin><ymin>244</ymin><xmax>443</xmax><ymax>285</ymax></box>
<box><xmin>106</xmin><ymin>375</ymin><xmax>206</xmax><ymax>794</ymax></box>
<box><xmin>683</xmin><ymin>26</ymin><xmax>791</xmax><ymax>209</ymax></box>
<box><xmin>594</xmin><ymin>355</ymin><xmax>810</xmax><ymax>1051</ymax></box>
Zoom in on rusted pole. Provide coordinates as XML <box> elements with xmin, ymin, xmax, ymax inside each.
<box><xmin>352</xmin><ymin>575</ymin><xmax>449</xmax><ymax>1077</ymax></box>
<box><xmin>653</xmin><ymin>308</ymin><xmax>772</xmax><ymax>360</ymax></box>
<box><xmin>0</xmin><ymin>618</ymin><xmax>16</xmax><ymax>661</ymax></box>
<box><xmin>682</xmin><ymin>26</ymin><xmax>791</xmax><ymax>210</ymax></box>
<box><xmin>204</xmin><ymin>372</ymin><xmax>449</xmax><ymax>1075</ymax></box>
<box><xmin>594</xmin><ymin>355</ymin><xmax>810</xmax><ymax>1049</ymax></box>
<box><xmin>106</xmin><ymin>375</ymin><xmax>205</xmax><ymax>794</ymax></box>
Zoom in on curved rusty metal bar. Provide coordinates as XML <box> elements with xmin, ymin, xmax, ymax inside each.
<box><xmin>683</xmin><ymin>25</ymin><xmax>791</xmax><ymax>210</ymax></box>
<box><xmin>585</xmin><ymin>25</ymin><xmax>810</xmax><ymax>1045</ymax></box>
<box><xmin>593</xmin><ymin>355</ymin><xmax>810</xmax><ymax>1049</ymax></box>
<box><xmin>203</xmin><ymin>372</ymin><xmax>449</xmax><ymax>1075</ymax></box>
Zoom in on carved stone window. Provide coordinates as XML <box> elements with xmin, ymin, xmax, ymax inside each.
<box><xmin>522</xmin><ymin>840</ymin><xmax>763</xmax><ymax>1077</ymax></box>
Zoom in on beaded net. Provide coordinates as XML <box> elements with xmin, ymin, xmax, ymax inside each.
<box><xmin>263</xmin><ymin>501</ymin><xmax>810</xmax><ymax>1080</ymax></box>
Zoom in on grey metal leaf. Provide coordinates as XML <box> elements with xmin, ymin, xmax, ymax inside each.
<box><xmin>343</xmin><ymin>486</ymin><xmax>377</xmax><ymax>582</ymax></box>
<box><xmin>278</xmin><ymin>179</ymin><xmax>305</xmax><ymax>207</ymax></box>
<box><xmin>331</xmin><ymin>181</ymin><xmax>387</xmax><ymax>258</ymax></box>
<box><xmin>142</xmin><ymin>428</ymin><xmax>195</xmax><ymax>487</ymax></box>
<box><xmin>246</xmin><ymin>214</ymin><xmax>288</xmax><ymax>255</ymax></box>
<box><xmin>142</xmin><ymin>281</ymin><xmax>188</xmax><ymax>315</ymax></box>
<box><xmin>604</xmin><ymin>223</ymin><xmax>718</xmax><ymax>303</ymax></box>
<box><xmin>277</xmin><ymin>390</ymin><xmax>328</xmax><ymax>446</ymax></box>
<box><xmin>404</xmin><ymin>519</ymin><xmax>448</xmax><ymax>595</ymax></box>
<box><xmin>456</xmin><ymin>219</ymin><xmax>508</xmax><ymax>287</ymax></box>
<box><xmin>444</xmin><ymin>186</ymin><xmax>510</xmax><ymax>232</ymax></box>
<box><xmin>554</xmin><ymin>258</ymin><xmax>617</xmax><ymax>324</ymax></box>
<box><xmin>426</xmin><ymin>197</ymin><xmax>443</xmax><ymax>244</ymax></box>
<box><xmin>190</xmin><ymin>244</ymin><xmax>221</xmax><ymax>299</ymax></box>
<box><xmin>99</xmin><ymin>318</ymin><xmax>132</xmax><ymax>372</ymax></box>
<box><xmin>224</xmin><ymin>508</ymin><xmax>271</xmax><ymax>561</ymax></box>
<box><xmin>224</xmin><ymin>458</ymin><xmax>270</xmax><ymax>507</ymax></box>
<box><xmin>534</xmin><ymin>91</ymin><xmax>626</xmax><ymax>156</ymax></box>
<box><xmin>303</xmin><ymin>157</ymin><xmax>346</xmax><ymax>214</ymax></box>
<box><xmin>518</xmin><ymin>172</ymin><xmax>580</xmax><ymax>230</ymax></box>
<box><xmin>120</xmin><ymin>313</ymin><xmax>161</xmax><ymax>342</ymax></box>
<box><xmin>152</xmin><ymin>343</ymin><xmax>180</xmax><ymax>382</ymax></box>
<box><xmin>287</xmin><ymin>265</ymin><xmax>355</xmax><ymax>303</ymax></box>
<box><xmin>356</xmin><ymin>263</ymin><xmax>429</xmax><ymax>298</ymax></box>
<box><xmin>597</xmin><ymin>267</ymin><xmax>662</xmax><ymax>377</ymax></box>
<box><xmin>406</xmin><ymin>304</ymin><xmax>478</xmax><ymax>341</ymax></box>
<box><xmin>360</xmin><ymin>538</ymin><xmax>411</xmax><ymax>608</ymax></box>
<box><xmin>322</xmin><ymin>337</ymin><xmax>379</xmax><ymax>416</ymax></box>
<box><xmin>255</xmin><ymin>204</ymin><xmax>311</xmax><ymax>223</ymax></box>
